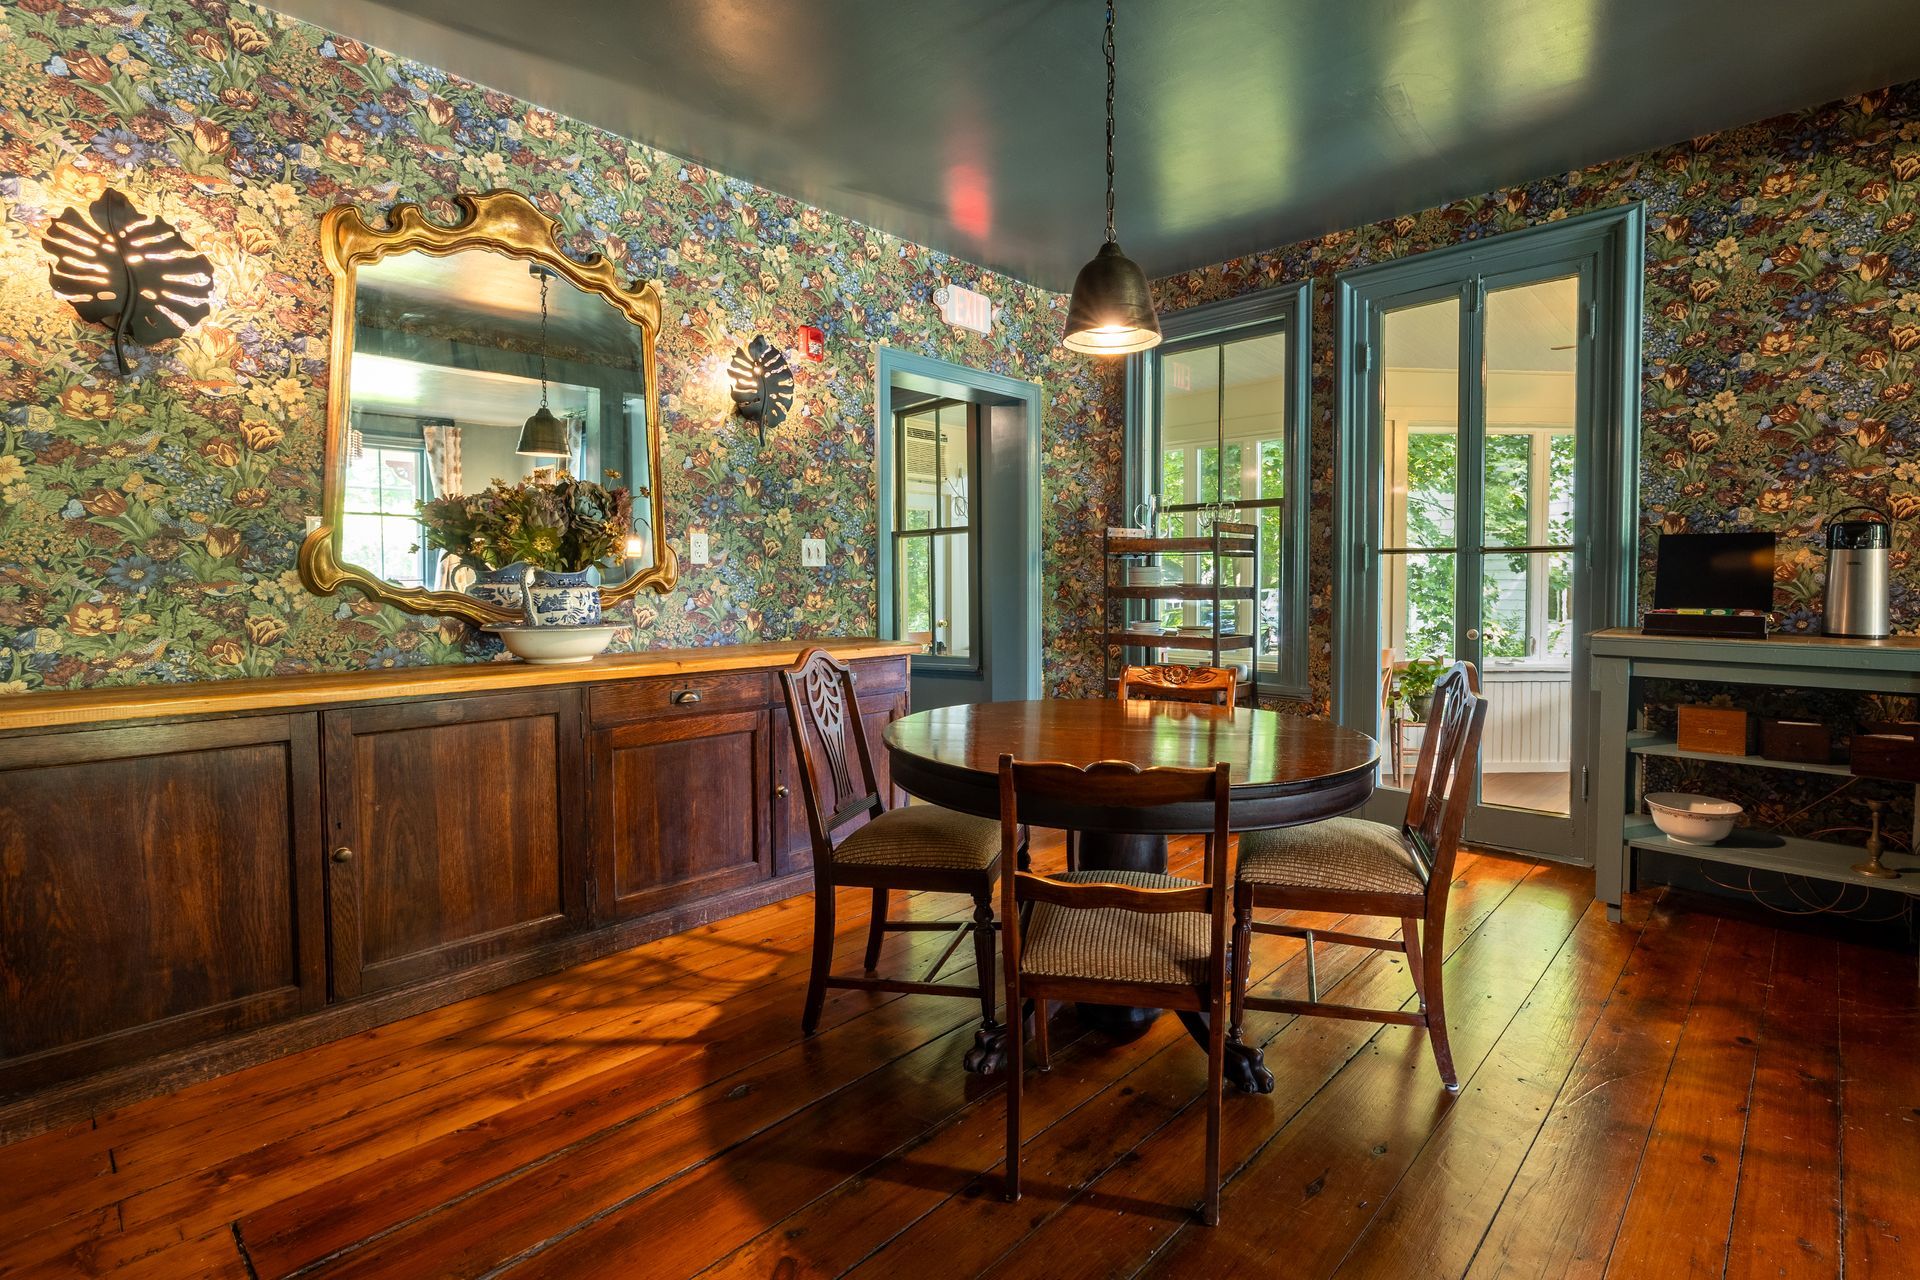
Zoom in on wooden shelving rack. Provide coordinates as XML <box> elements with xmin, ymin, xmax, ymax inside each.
<box><xmin>1102</xmin><ymin>521</ymin><xmax>1261</xmax><ymax>696</ymax></box>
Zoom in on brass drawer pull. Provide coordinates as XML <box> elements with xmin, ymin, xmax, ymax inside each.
<box><xmin>775</xmin><ymin>785</ymin><xmax>790</xmax><ymax>798</ymax></box>
<box><xmin>331</xmin><ymin>846</ymin><xmax>354</xmax><ymax>864</ymax></box>
<box><xmin>672</xmin><ymin>690</ymin><xmax>702</xmax><ymax>705</ymax></box>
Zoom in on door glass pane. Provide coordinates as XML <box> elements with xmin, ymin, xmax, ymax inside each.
<box><xmin>1480</xmin><ymin>548</ymin><xmax>1573</xmax><ymax>814</ymax></box>
<box><xmin>1378</xmin><ymin>296</ymin><xmax>1462</xmax><ymax>783</ymax></box>
<box><xmin>1383</xmin><ymin>298</ymin><xmax>1460</xmax><ymax>552</ymax></box>
<box><xmin>1479</xmin><ymin>274</ymin><xmax>1581</xmax><ymax>814</ymax></box>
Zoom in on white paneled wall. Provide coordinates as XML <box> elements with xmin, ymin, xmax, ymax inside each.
<box><xmin>1481</xmin><ymin>665</ymin><xmax>1572</xmax><ymax>773</ymax></box>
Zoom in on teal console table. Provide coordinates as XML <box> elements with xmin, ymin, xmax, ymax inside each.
<box><xmin>1591</xmin><ymin>628</ymin><xmax>1920</xmax><ymax>921</ymax></box>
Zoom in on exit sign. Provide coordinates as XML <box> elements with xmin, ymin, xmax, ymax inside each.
<box><xmin>938</xmin><ymin>285</ymin><xmax>993</xmax><ymax>335</ymax></box>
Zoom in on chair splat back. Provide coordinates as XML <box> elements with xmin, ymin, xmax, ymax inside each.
<box><xmin>1399</xmin><ymin>661</ymin><xmax>1488</xmax><ymax>882</ymax></box>
<box><xmin>780</xmin><ymin>648</ymin><xmax>885</xmax><ymax>847</ymax></box>
<box><xmin>1116</xmin><ymin>664</ymin><xmax>1238</xmax><ymax>710</ymax></box>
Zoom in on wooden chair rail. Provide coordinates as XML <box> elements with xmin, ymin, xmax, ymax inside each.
<box><xmin>1239</xmin><ymin>996</ymin><xmax>1429</xmax><ymax>1027</ymax></box>
<box><xmin>1251</xmin><ymin>921</ymin><xmax>1409</xmax><ymax>952</ymax></box>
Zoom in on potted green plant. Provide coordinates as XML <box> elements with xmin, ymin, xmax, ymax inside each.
<box><xmin>1396</xmin><ymin>655</ymin><xmax>1448</xmax><ymax>723</ymax></box>
<box><xmin>418</xmin><ymin>472</ymin><xmax>634</xmax><ymax>626</ymax></box>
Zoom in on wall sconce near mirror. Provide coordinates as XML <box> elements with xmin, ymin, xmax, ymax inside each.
<box><xmin>729</xmin><ymin>335</ymin><xmax>793</xmax><ymax>443</ymax></box>
<box><xmin>43</xmin><ymin>188</ymin><xmax>214</xmax><ymax>375</ymax></box>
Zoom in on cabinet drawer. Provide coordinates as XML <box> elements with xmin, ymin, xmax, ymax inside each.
<box><xmin>846</xmin><ymin>657</ymin><xmax>908</xmax><ymax>698</ymax></box>
<box><xmin>590</xmin><ymin>670</ymin><xmax>772</xmax><ymax>725</ymax></box>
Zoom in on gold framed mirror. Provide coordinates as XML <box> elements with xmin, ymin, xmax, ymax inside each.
<box><xmin>299</xmin><ymin>190</ymin><xmax>676</xmax><ymax>626</ymax></box>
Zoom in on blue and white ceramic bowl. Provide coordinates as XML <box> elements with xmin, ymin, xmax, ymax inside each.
<box><xmin>524</xmin><ymin>568</ymin><xmax>602</xmax><ymax>628</ymax></box>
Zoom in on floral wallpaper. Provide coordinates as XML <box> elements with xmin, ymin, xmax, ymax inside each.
<box><xmin>0</xmin><ymin>0</ymin><xmax>1121</xmax><ymax>697</ymax></box>
<box><xmin>1156</xmin><ymin>81</ymin><xmax>1920</xmax><ymax>713</ymax></box>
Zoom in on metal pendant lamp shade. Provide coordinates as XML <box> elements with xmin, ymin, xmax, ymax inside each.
<box><xmin>517</xmin><ymin>267</ymin><xmax>573</xmax><ymax>458</ymax></box>
<box><xmin>1062</xmin><ymin>0</ymin><xmax>1160</xmax><ymax>356</ymax></box>
<box><xmin>516</xmin><ymin>403</ymin><xmax>571</xmax><ymax>458</ymax></box>
<box><xmin>1063</xmin><ymin>241</ymin><xmax>1160</xmax><ymax>354</ymax></box>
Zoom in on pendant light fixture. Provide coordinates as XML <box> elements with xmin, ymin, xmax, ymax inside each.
<box><xmin>517</xmin><ymin>266</ymin><xmax>572</xmax><ymax>458</ymax></box>
<box><xmin>1062</xmin><ymin>0</ymin><xmax>1160</xmax><ymax>356</ymax></box>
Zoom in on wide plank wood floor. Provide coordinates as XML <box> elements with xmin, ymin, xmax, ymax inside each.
<box><xmin>4</xmin><ymin>835</ymin><xmax>1916</xmax><ymax>1279</ymax></box>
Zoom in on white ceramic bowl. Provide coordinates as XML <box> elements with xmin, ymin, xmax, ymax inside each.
<box><xmin>1645</xmin><ymin>792</ymin><xmax>1744</xmax><ymax>845</ymax></box>
<box><xmin>484</xmin><ymin>624</ymin><xmax>618</xmax><ymax>665</ymax></box>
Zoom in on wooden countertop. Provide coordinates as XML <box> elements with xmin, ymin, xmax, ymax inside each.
<box><xmin>0</xmin><ymin>638</ymin><xmax>922</xmax><ymax>733</ymax></box>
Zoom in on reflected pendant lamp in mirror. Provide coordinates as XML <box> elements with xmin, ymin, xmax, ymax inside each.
<box><xmin>1062</xmin><ymin>0</ymin><xmax>1159</xmax><ymax>356</ymax></box>
<box><xmin>517</xmin><ymin>267</ymin><xmax>573</xmax><ymax>458</ymax></box>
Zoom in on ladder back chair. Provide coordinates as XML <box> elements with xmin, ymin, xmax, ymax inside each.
<box><xmin>998</xmin><ymin>755</ymin><xmax>1233</xmax><ymax>1225</ymax></box>
<box><xmin>780</xmin><ymin>648</ymin><xmax>1019</xmax><ymax>1062</ymax></box>
<box><xmin>1116</xmin><ymin>664</ymin><xmax>1239</xmax><ymax>709</ymax></box>
<box><xmin>1228</xmin><ymin>661</ymin><xmax>1487</xmax><ymax>1090</ymax></box>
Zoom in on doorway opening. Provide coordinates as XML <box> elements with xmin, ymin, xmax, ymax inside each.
<box><xmin>876</xmin><ymin>350</ymin><xmax>1042</xmax><ymax>712</ymax></box>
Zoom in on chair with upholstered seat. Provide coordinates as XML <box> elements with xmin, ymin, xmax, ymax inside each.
<box><xmin>997</xmin><ymin>755</ymin><xmax>1232</xmax><ymax>1225</ymax></box>
<box><xmin>1116</xmin><ymin>663</ymin><xmax>1238</xmax><ymax>709</ymax></box>
<box><xmin>780</xmin><ymin>648</ymin><xmax>1021</xmax><ymax>1060</ymax></box>
<box><xmin>1228</xmin><ymin>661</ymin><xmax>1486</xmax><ymax>1090</ymax></box>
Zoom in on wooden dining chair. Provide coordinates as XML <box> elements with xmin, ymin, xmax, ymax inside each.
<box><xmin>1116</xmin><ymin>663</ymin><xmax>1238</xmax><ymax>709</ymax></box>
<box><xmin>997</xmin><ymin>755</ymin><xmax>1233</xmax><ymax>1225</ymax></box>
<box><xmin>1228</xmin><ymin>661</ymin><xmax>1487</xmax><ymax>1090</ymax></box>
<box><xmin>780</xmin><ymin>648</ymin><xmax>1022</xmax><ymax>1060</ymax></box>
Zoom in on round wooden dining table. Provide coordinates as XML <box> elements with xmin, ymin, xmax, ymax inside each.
<box><xmin>883</xmin><ymin>697</ymin><xmax>1379</xmax><ymax>1091</ymax></box>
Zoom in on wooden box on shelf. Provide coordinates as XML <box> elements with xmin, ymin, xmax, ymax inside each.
<box><xmin>1758</xmin><ymin>718</ymin><xmax>1831</xmax><ymax>765</ymax></box>
<box><xmin>1851</xmin><ymin>721</ymin><xmax>1920</xmax><ymax>783</ymax></box>
<box><xmin>1675</xmin><ymin>704</ymin><xmax>1750</xmax><ymax>756</ymax></box>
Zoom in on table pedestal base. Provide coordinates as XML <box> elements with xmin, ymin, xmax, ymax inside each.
<box><xmin>1070</xmin><ymin>832</ymin><xmax>1274</xmax><ymax>1093</ymax></box>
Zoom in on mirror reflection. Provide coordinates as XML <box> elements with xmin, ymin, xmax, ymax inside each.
<box><xmin>341</xmin><ymin>246</ymin><xmax>656</xmax><ymax>592</ymax></box>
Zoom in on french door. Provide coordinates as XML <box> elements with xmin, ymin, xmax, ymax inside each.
<box><xmin>1335</xmin><ymin>209</ymin><xmax>1642</xmax><ymax>860</ymax></box>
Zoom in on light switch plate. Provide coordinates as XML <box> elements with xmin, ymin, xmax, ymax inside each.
<box><xmin>688</xmin><ymin>531</ymin><xmax>710</xmax><ymax>566</ymax></box>
<box><xmin>800</xmin><ymin>537</ymin><xmax>826</xmax><ymax>568</ymax></box>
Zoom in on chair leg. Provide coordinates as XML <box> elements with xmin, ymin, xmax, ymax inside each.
<box><xmin>1005</xmin><ymin>970</ymin><xmax>1023</xmax><ymax>1201</ymax></box>
<box><xmin>1402</xmin><ymin>916</ymin><xmax>1425</xmax><ymax>1010</ymax></box>
<box><xmin>802</xmin><ymin>884</ymin><xmax>834</xmax><ymax>1036</ymax></box>
<box><xmin>863</xmin><ymin>887</ymin><xmax>889</xmax><ymax>973</ymax></box>
<box><xmin>1032</xmin><ymin>997</ymin><xmax>1050</xmax><ymax>1072</ymax></box>
<box><xmin>1228</xmin><ymin>882</ymin><xmax>1254</xmax><ymax>1051</ymax></box>
<box><xmin>1422</xmin><ymin>919</ymin><xmax>1458</xmax><ymax>1091</ymax></box>
<box><xmin>1203</xmin><ymin>991</ymin><xmax>1226</xmax><ymax>1226</ymax></box>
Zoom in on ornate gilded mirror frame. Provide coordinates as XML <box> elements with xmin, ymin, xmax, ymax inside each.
<box><xmin>298</xmin><ymin>189</ymin><xmax>677</xmax><ymax>626</ymax></box>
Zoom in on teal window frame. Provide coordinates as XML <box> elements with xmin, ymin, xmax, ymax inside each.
<box><xmin>1124</xmin><ymin>281</ymin><xmax>1313</xmax><ymax>702</ymax></box>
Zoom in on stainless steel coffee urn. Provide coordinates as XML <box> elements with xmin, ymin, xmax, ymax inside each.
<box><xmin>1823</xmin><ymin>509</ymin><xmax>1890</xmax><ymax>639</ymax></box>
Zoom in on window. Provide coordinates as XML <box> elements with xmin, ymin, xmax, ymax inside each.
<box><xmin>1132</xmin><ymin>286</ymin><xmax>1309</xmax><ymax>699</ymax></box>
<box><xmin>341</xmin><ymin>438</ymin><xmax>433</xmax><ymax>587</ymax></box>
<box><xmin>892</xmin><ymin>400</ymin><xmax>978</xmax><ymax>667</ymax></box>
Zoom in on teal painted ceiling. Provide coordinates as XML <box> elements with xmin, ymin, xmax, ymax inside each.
<box><xmin>274</xmin><ymin>0</ymin><xmax>1920</xmax><ymax>289</ymax></box>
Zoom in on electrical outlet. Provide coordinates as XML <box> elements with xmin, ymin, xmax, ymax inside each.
<box><xmin>800</xmin><ymin>537</ymin><xmax>827</xmax><ymax>568</ymax></box>
<box><xmin>304</xmin><ymin>515</ymin><xmax>322</xmax><ymax>536</ymax></box>
<box><xmin>688</xmin><ymin>530</ymin><xmax>710</xmax><ymax>566</ymax></box>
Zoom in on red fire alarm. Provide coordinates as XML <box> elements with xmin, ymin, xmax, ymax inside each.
<box><xmin>797</xmin><ymin>324</ymin><xmax>825</xmax><ymax>362</ymax></box>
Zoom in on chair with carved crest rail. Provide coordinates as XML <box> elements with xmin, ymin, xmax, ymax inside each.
<box><xmin>1227</xmin><ymin>660</ymin><xmax>1486</xmax><ymax>1090</ymax></box>
<box><xmin>1116</xmin><ymin>664</ymin><xmax>1238</xmax><ymax>709</ymax></box>
<box><xmin>779</xmin><ymin>648</ymin><xmax>1022</xmax><ymax>1068</ymax></box>
<box><xmin>998</xmin><ymin>755</ymin><xmax>1233</xmax><ymax>1225</ymax></box>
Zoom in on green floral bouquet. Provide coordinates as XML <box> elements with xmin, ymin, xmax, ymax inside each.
<box><xmin>417</xmin><ymin>473</ymin><xmax>634</xmax><ymax>574</ymax></box>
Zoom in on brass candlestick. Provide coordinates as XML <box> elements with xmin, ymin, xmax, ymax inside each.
<box><xmin>1852</xmin><ymin>798</ymin><xmax>1901</xmax><ymax>879</ymax></box>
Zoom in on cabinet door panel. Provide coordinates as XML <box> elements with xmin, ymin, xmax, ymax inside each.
<box><xmin>593</xmin><ymin>709</ymin><xmax>770</xmax><ymax>920</ymax></box>
<box><xmin>324</xmin><ymin>690</ymin><xmax>585</xmax><ymax>998</ymax></box>
<box><xmin>0</xmin><ymin>716</ymin><xmax>324</xmax><ymax>1092</ymax></box>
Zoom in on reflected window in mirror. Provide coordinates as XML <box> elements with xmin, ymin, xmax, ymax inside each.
<box><xmin>341</xmin><ymin>437</ymin><xmax>433</xmax><ymax>587</ymax></box>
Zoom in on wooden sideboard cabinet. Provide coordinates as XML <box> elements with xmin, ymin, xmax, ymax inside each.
<box><xmin>0</xmin><ymin>639</ymin><xmax>915</xmax><ymax>1135</ymax></box>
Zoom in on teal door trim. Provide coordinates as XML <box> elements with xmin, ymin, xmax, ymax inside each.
<box><xmin>1332</xmin><ymin>202</ymin><xmax>1646</xmax><ymax>862</ymax></box>
<box><xmin>1123</xmin><ymin>280</ymin><xmax>1314</xmax><ymax>701</ymax></box>
<box><xmin>875</xmin><ymin>347</ymin><xmax>1043</xmax><ymax>702</ymax></box>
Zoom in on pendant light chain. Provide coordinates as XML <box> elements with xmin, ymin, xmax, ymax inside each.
<box><xmin>1104</xmin><ymin>0</ymin><xmax>1117</xmax><ymax>245</ymax></box>
<box><xmin>537</xmin><ymin>271</ymin><xmax>551</xmax><ymax>409</ymax></box>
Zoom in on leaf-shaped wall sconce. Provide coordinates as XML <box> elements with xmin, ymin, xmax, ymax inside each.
<box><xmin>43</xmin><ymin>188</ymin><xmax>215</xmax><ymax>376</ymax></box>
<box><xmin>728</xmin><ymin>335</ymin><xmax>794</xmax><ymax>444</ymax></box>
